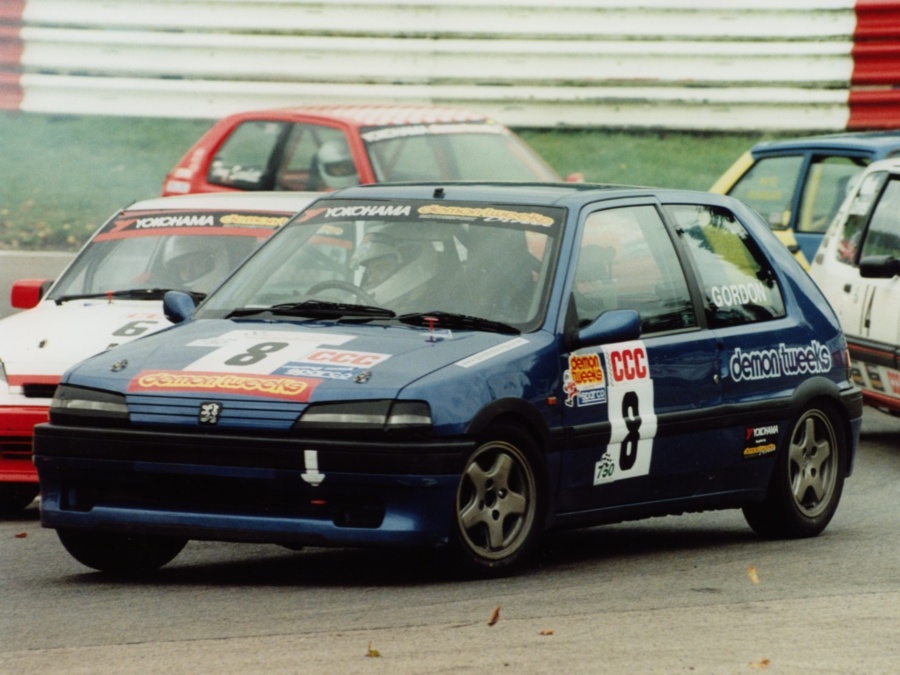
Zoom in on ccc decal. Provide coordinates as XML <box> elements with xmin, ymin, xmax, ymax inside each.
<box><xmin>595</xmin><ymin>341</ymin><xmax>658</xmax><ymax>486</ymax></box>
<box><xmin>609</xmin><ymin>346</ymin><xmax>648</xmax><ymax>381</ymax></box>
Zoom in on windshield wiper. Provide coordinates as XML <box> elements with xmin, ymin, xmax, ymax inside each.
<box><xmin>226</xmin><ymin>299</ymin><xmax>396</xmax><ymax>320</ymax></box>
<box><xmin>53</xmin><ymin>288</ymin><xmax>205</xmax><ymax>305</ymax></box>
<box><xmin>397</xmin><ymin>311</ymin><xmax>520</xmax><ymax>335</ymax></box>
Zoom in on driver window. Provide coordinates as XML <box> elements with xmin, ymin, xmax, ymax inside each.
<box><xmin>575</xmin><ymin>206</ymin><xmax>696</xmax><ymax>333</ymax></box>
<box><xmin>860</xmin><ymin>178</ymin><xmax>900</xmax><ymax>258</ymax></box>
<box><xmin>279</xmin><ymin>125</ymin><xmax>348</xmax><ymax>191</ymax></box>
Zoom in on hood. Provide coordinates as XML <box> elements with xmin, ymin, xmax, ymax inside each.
<box><xmin>63</xmin><ymin>318</ymin><xmax>534</xmax><ymax>403</ymax></box>
<box><xmin>0</xmin><ymin>299</ymin><xmax>168</xmax><ymax>382</ymax></box>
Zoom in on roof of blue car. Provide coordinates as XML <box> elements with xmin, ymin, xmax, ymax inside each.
<box><xmin>751</xmin><ymin>131</ymin><xmax>900</xmax><ymax>157</ymax></box>
<box><xmin>327</xmin><ymin>181</ymin><xmax>723</xmax><ymax>209</ymax></box>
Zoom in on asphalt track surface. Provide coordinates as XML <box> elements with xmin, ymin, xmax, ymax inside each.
<box><xmin>1</xmin><ymin>252</ymin><xmax>898</xmax><ymax>674</ymax></box>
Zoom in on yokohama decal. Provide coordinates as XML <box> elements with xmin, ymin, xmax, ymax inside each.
<box><xmin>128</xmin><ymin>370</ymin><xmax>320</xmax><ymax>401</ymax></box>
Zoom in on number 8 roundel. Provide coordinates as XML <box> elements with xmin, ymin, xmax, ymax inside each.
<box><xmin>594</xmin><ymin>340</ymin><xmax>658</xmax><ymax>486</ymax></box>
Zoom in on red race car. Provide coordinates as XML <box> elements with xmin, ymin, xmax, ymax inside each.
<box><xmin>163</xmin><ymin>104</ymin><xmax>578</xmax><ymax>196</ymax></box>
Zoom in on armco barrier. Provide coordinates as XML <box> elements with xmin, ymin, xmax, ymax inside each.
<box><xmin>1</xmin><ymin>0</ymin><xmax>898</xmax><ymax>131</ymax></box>
<box><xmin>850</xmin><ymin>0</ymin><xmax>900</xmax><ymax>129</ymax></box>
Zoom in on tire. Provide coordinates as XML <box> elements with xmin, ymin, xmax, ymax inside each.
<box><xmin>451</xmin><ymin>424</ymin><xmax>544</xmax><ymax>576</ymax></box>
<box><xmin>743</xmin><ymin>402</ymin><xmax>846</xmax><ymax>539</ymax></box>
<box><xmin>0</xmin><ymin>483</ymin><xmax>39</xmax><ymax>516</ymax></box>
<box><xmin>57</xmin><ymin>528</ymin><xmax>188</xmax><ymax>574</ymax></box>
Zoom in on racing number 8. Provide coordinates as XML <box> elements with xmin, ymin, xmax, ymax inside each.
<box><xmin>620</xmin><ymin>391</ymin><xmax>641</xmax><ymax>471</ymax></box>
<box><xmin>224</xmin><ymin>342</ymin><xmax>289</xmax><ymax>366</ymax></box>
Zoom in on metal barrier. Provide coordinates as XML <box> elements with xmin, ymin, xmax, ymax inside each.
<box><xmin>1</xmin><ymin>0</ymin><xmax>898</xmax><ymax>131</ymax></box>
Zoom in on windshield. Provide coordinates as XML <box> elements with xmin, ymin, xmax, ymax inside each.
<box><xmin>48</xmin><ymin>209</ymin><xmax>289</xmax><ymax>301</ymax></box>
<box><xmin>199</xmin><ymin>199</ymin><xmax>565</xmax><ymax>332</ymax></box>
<box><xmin>360</xmin><ymin>123</ymin><xmax>561</xmax><ymax>182</ymax></box>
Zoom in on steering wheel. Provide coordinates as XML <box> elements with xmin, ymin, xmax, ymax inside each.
<box><xmin>305</xmin><ymin>280</ymin><xmax>379</xmax><ymax>306</ymax></box>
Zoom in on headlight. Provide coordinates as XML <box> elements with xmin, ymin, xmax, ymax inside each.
<box><xmin>50</xmin><ymin>384</ymin><xmax>129</xmax><ymax>424</ymax></box>
<box><xmin>296</xmin><ymin>400</ymin><xmax>431</xmax><ymax>434</ymax></box>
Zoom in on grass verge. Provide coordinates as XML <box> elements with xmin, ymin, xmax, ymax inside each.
<box><xmin>0</xmin><ymin>111</ymin><xmax>783</xmax><ymax>250</ymax></box>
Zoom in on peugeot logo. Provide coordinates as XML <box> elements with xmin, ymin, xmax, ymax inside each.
<box><xmin>199</xmin><ymin>402</ymin><xmax>222</xmax><ymax>425</ymax></box>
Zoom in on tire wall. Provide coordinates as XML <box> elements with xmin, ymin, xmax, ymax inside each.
<box><xmin>1</xmin><ymin>0</ymin><xmax>899</xmax><ymax>132</ymax></box>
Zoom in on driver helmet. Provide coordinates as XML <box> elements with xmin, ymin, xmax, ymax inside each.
<box><xmin>315</xmin><ymin>140</ymin><xmax>359</xmax><ymax>190</ymax></box>
<box><xmin>350</xmin><ymin>226</ymin><xmax>437</xmax><ymax>304</ymax></box>
<box><xmin>162</xmin><ymin>236</ymin><xmax>228</xmax><ymax>292</ymax></box>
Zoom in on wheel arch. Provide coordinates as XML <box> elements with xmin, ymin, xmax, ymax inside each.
<box><xmin>788</xmin><ymin>377</ymin><xmax>858</xmax><ymax>477</ymax></box>
<box><xmin>464</xmin><ymin>397</ymin><xmax>552</xmax><ymax>450</ymax></box>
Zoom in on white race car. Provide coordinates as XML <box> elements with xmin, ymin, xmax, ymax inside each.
<box><xmin>810</xmin><ymin>158</ymin><xmax>900</xmax><ymax>418</ymax></box>
<box><xmin>0</xmin><ymin>192</ymin><xmax>317</xmax><ymax>513</ymax></box>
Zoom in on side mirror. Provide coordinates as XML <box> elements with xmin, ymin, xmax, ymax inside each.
<box><xmin>859</xmin><ymin>255</ymin><xmax>900</xmax><ymax>279</ymax></box>
<box><xmin>11</xmin><ymin>279</ymin><xmax>52</xmax><ymax>309</ymax></box>
<box><xmin>571</xmin><ymin>309</ymin><xmax>641</xmax><ymax>350</ymax></box>
<box><xmin>163</xmin><ymin>290</ymin><xmax>197</xmax><ymax>324</ymax></box>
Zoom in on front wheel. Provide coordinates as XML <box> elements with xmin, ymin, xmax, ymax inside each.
<box><xmin>57</xmin><ymin>528</ymin><xmax>188</xmax><ymax>574</ymax></box>
<box><xmin>451</xmin><ymin>424</ymin><xmax>544</xmax><ymax>576</ymax></box>
<box><xmin>743</xmin><ymin>403</ymin><xmax>846</xmax><ymax>539</ymax></box>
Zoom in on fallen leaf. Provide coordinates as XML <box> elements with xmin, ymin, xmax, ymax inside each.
<box><xmin>539</xmin><ymin>629</ymin><xmax>554</xmax><ymax>636</ymax></box>
<box><xmin>365</xmin><ymin>641</ymin><xmax>380</xmax><ymax>658</ymax></box>
<box><xmin>15</xmin><ymin>532</ymin><xmax>27</xmax><ymax>538</ymax></box>
<box><xmin>749</xmin><ymin>658</ymin><xmax>770</xmax><ymax>669</ymax></box>
<box><xmin>487</xmin><ymin>605</ymin><xmax>501</xmax><ymax>626</ymax></box>
<box><xmin>747</xmin><ymin>566</ymin><xmax>759</xmax><ymax>584</ymax></box>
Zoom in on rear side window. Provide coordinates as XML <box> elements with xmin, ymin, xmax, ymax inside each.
<box><xmin>796</xmin><ymin>155</ymin><xmax>867</xmax><ymax>235</ymax></box>
<box><xmin>208</xmin><ymin>121</ymin><xmax>287</xmax><ymax>190</ymax></box>
<box><xmin>667</xmin><ymin>204</ymin><xmax>786</xmax><ymax>328</ymax></box>
<box><xmin>728</xmin><ymin>155</ymin><xmax>803</xmax><ymax>229</ymax></box>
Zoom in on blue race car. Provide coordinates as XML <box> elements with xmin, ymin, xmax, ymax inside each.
<box><xmin>711</xmin><ymin>131</ymin><xmax>900</xmax><ymax>266</ymax></box>
<box><xmin>34</xmin><ymin>183</ymin><xmax>863</xmax><ymax>576</ymax></box>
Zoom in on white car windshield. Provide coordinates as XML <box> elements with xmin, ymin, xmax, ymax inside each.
<box><xmin>48</xmin><ymin>209</ymin><xmax>287</xmax><ymax>301</ymax></box>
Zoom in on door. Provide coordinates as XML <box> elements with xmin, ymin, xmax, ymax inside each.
<box><xmin>558</xmin><ymin>202</ymin><xmax>722</xmax><ymax>514</ymax></box>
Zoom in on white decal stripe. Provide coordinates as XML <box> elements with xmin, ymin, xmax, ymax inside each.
<box><xmin>455</xmin><ymin>337</ymin><xmax>529</xmax><ymax>368</ymax></box>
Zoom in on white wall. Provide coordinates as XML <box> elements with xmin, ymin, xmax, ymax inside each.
<box><xmin>4</xmin><ymin>0</ymin><xmax>864</xmax><ymax>130</ymax></box>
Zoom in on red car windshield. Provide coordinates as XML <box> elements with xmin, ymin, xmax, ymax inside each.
<box><xmin>361</xmin><ymin>122</ymin><xmax>561</xmax><ymax>182</ymax></box>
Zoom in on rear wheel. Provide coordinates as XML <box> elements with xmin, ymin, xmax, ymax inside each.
<box><xmin>0</xmin><ymin>483</ymin><xmax>39</xmax><ymax>516</ymax></box>
<box><xmin>452</xmin><ymin>424</ymin><xmax>544</xmax><ymax>576</ymax></box>
<box><xmin>743</xmin><ymin>403</ymin><xmax>845</xmax><ymax>539</ymax></box>
<box><xmin>57</xmin><ymin>528</ymin><xmax>187</xmax><ymax>574</ymax></box>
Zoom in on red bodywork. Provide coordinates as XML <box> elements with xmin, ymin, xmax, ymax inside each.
<box><xmin>163</xmin><ymin>104</ymin><xmax>568</xmax><ymax>196</ymax></box>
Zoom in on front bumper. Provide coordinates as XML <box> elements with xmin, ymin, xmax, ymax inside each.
<box><xmin>34</xmin><ymin>423</ymin><xmax>472</xmax><ymax>547</ymax></box>
<box><xmin>0</xmin><ymin>406</ymin><xmax>48</xmax><ymax>483</ymax></box>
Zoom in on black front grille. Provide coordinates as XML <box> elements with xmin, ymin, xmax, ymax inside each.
<box><xmin>23</xmin><ymin>384</ymin><xmax>57</xmax><ymax>399</ymax></box>
<box><xmin>0</xmin><ymin>439</ymin><xmax>32</xmax><ymax>460</ymax></box>
<box><xmin>60</xmin><ymin>473</ymin><xmax>385</xmax><ymax>529</ymax></box>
